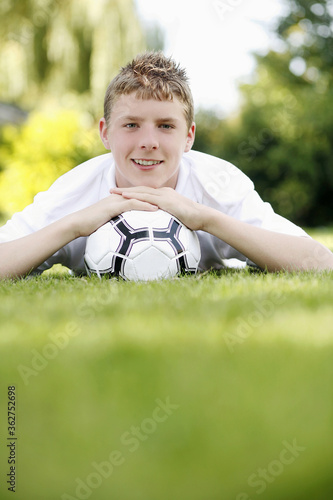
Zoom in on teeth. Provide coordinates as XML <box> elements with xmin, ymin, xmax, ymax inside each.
<box><xmin>134</xmin><ymin>159</ymin><xmax>161</xmax><ymax>166</ymax></box>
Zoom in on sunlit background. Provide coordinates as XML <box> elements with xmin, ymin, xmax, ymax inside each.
<box><xmin>0</xmin><ymin>0</ymin><xmax>332</xmax><ymax>228</ymax></box>
<box><xmin>134</xmin><ymin>0</ymin><xmax>286</xmax><ymax>114</ymax></box>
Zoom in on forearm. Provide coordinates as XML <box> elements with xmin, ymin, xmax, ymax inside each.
<box><xmin>111</xmin><ymin>186</ymin><xmax>333</xmax><ymax>272</ymax></box>
<box><xmin>201</xmin><ymin>206</ymin><xmax>333</xmax><ymax>272</ymax></box>
<box><xmin>0</xmin><ymin>193</ymin><xmax>160</xmax><ymax>280</ymax></box>
<box><xmin>0</xmin><ymin>215</ymin><xmax>77</xmax><ymax>280</ymax></box>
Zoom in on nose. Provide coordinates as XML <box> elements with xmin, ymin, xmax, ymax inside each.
<box><xmin>138</xmin><ymin>127</ymin><xmax>159</xmax><ymax>150</ymax></box>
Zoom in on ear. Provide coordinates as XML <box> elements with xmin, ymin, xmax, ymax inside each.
<box><xmin>99</xmin><ymin>117</ymin><xmax>111</xmax><ymax>150</ymax></box>
<box><xmin>184</xmin><ymin>122</ymin><xmax>196</xmax><ymax>153</ymax></box>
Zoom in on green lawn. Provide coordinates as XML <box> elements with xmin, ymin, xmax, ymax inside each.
<box><xmin>0</xmin><ymin>228</ymin><xmax>332</xmax><ymax>500</ymax></box>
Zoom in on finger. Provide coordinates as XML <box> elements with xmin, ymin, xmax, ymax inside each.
<box><xmin>111</xmin><ymin>186</ymin><xmax>159</xmax><ymax>195</ymax></box>
<box><xmin>120</xmin><ymin>191</ymin><xmax>161</xmax><ymax>205</ymax></box>
<box><xmin>127</xmin><ymin>199</ymin><xmax>159</xmax><ymax>211</ymax></box>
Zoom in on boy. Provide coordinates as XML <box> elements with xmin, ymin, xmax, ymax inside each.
<box><xmin>0</xmin><ymin>51</ymin><xmax>332</xmax><ymax>279</ymax></box>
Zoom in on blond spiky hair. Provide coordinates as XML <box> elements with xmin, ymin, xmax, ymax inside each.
<box><xmin>104</xmin><ymin>51</ymin><xmax>194</xmax><ymax>129</ymax></box>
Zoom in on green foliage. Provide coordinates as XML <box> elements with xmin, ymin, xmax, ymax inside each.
<box><xmin>0</xmin><ymin>109</ymin><xmax>105</xmax><ymax>217</ymax></box>
<box><xmin>194</xmin><ymin>0</ymin><xmax>333</xmax><ymax>227</ymax></box>
<box><xmin>0</xmin><ymin>0</ymin><xmax>146</xmax><ymax>114</ymax></box>
<box><xmin>0</xmin><ymin>268</ymin><xmax>333</xmax><ymax>499</ymax></box>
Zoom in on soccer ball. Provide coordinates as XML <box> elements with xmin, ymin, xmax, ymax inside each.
<box><xmin>84</xmin><ymin>210</ymin><xmax>201</xmax><ymax>281</ymax></box>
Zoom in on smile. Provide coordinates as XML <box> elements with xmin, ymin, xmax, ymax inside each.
<box><xmin>132</xmin><ymin>159</ymin><xmax>163</xmax><ymax>166</ymax></box>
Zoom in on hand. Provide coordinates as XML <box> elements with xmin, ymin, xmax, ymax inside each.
<box><xmin>110</xmin><ymin>186</ymin><xmax>206</xmax><ymax>231</ymax></box>
<box><xmin>0</xmin><ymin>193</ymin><xmax>159</xmax><ymax>279</ymax></box>
<box><xmin>72</xmin><ymin>192</ymin><xmax>159</xmax><ymax>237</ymax></box>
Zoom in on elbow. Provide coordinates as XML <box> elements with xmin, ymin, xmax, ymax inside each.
<box><xmin>298</xmin><ymin>239</ymin><xmax>333</xmax><ymax>271</ymax></box>
<box><xmin>265</xmin><ymin>239</ymin><xmax>333</xmax><ymax>273</ymax></box>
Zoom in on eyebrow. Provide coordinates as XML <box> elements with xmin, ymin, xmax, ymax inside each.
<box><xmin>121</xmin><ymin>115</ymin><xmax>179</xmax><ymax>123</ymax></box>
<box><xmin>157</xmin><ymin>117</ymin><xmax>179</xmax><ymax>123</ymax></box>
<box><xmin>121</xmin><ymin>116</ymin><xmax>142</xmax><ymax>122</ymax></box>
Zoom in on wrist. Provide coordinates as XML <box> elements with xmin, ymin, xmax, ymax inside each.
<box><xmin>62</xmin><ymin>212</ymin><xmax>84</xmax><ymax>240</ymax></box>
<box><xmin>199</xmin><ymin>205</ymin><xmax>221</xmax><ymax>233</ymax></box>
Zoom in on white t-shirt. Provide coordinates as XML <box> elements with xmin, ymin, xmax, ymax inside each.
<box><xmin>0</xmin><ymin>150</ymin><xmax>309</xmax><ymax>273</ymax></box>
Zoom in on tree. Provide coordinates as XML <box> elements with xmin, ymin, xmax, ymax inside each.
<box><xmin>195</xmin><ymin>0</ymin><xmax>333</xmax><ymax>226</ymax></box>
<box><xmin>0</xmin><ymin>0</ymin><xmax>146</xmax><ymax>115</ymax></box>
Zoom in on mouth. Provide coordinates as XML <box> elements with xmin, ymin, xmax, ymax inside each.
<box><xmin>131</xmin><ymin>159</ymin><xmax>163</xmax><ymax>170</ymax></box>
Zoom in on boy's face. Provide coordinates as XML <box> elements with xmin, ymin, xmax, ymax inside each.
<box><xmin>99</xmin><ymin>93</ymin><xmax>195</xmax><ymax>189</ymax></box>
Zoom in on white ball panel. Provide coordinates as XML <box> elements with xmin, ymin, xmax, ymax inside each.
<box><xmin>96</xmin><ymin>252</ymin><xmax>114</xmax><ymax>272</ymax></box>
<box><xmin>84</xmin><ymin>254</ymin><xmax>96</xmax><ymax>273</ymax></box>
<box><xmin>132</xmin><ymin>246</ymin><xmax>175</xmax><ymax>281</ymax></box>
<box><xmin>183</xmin><ymin>250</ymin><xmax>198</xmax><ymax>270</ymax></box>
<box><xmin>122</xmin><ymin>258</ymin><xmax>138</xmax><ymax>281</ymax></box>
<box><xmin>85</xmin><ymin>223</ymin><xmax>121</xmax><ymax>264</ymax></box>
<box><xmin>167</xmin><ymin>258</ymin><xmax>179</xmax><ymax>277</ymax></box>
<box><xmin>187</xmin><ymin>230</ymin><xmax>201</xmax><ymax>262</ymax></box>
<box><xmin>126</xmin><ymin>239</ymin><xmax>153</xmax><ymax>259</ymax></box>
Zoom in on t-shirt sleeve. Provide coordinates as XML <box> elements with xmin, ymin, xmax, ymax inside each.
<box><xmin>0</xmin><ymin>154</ymin><xmax>113</xmax><ymax>273</ymax></box>
<box><xmin>0</xmin><ymin>215</ymin><xmax>71</xmax><ymax>273</ymax></box>
<box><xmin>192</xmin><ymin>151</ymin><xmax>309</xmax><ymax>237</ymax></box>
<box><xmin>188</xmin><ymin>150</ymin><xmax>310</xmax><ymax>268</ymax></box>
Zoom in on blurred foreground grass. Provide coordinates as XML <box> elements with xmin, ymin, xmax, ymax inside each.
<box><xmin>0</xmin><ymin>261</ymin><xmax>332</xmax><ymax>500</ymax></box>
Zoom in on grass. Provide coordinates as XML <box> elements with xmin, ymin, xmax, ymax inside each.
<box><xmin>0</xmin><ymin>228</ymin><xmax>332</xmax><ymax>500</ymax></box>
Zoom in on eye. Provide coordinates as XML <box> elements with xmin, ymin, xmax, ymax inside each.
<box><xmin>125</xmin><ymin>123</ymin><xmax>138</xmax><ymax>129</ymax></box>
<box><xmin>159</xmin><ymin>124</ymin><xmax>173</xmax><ymax>129</ymax></box>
